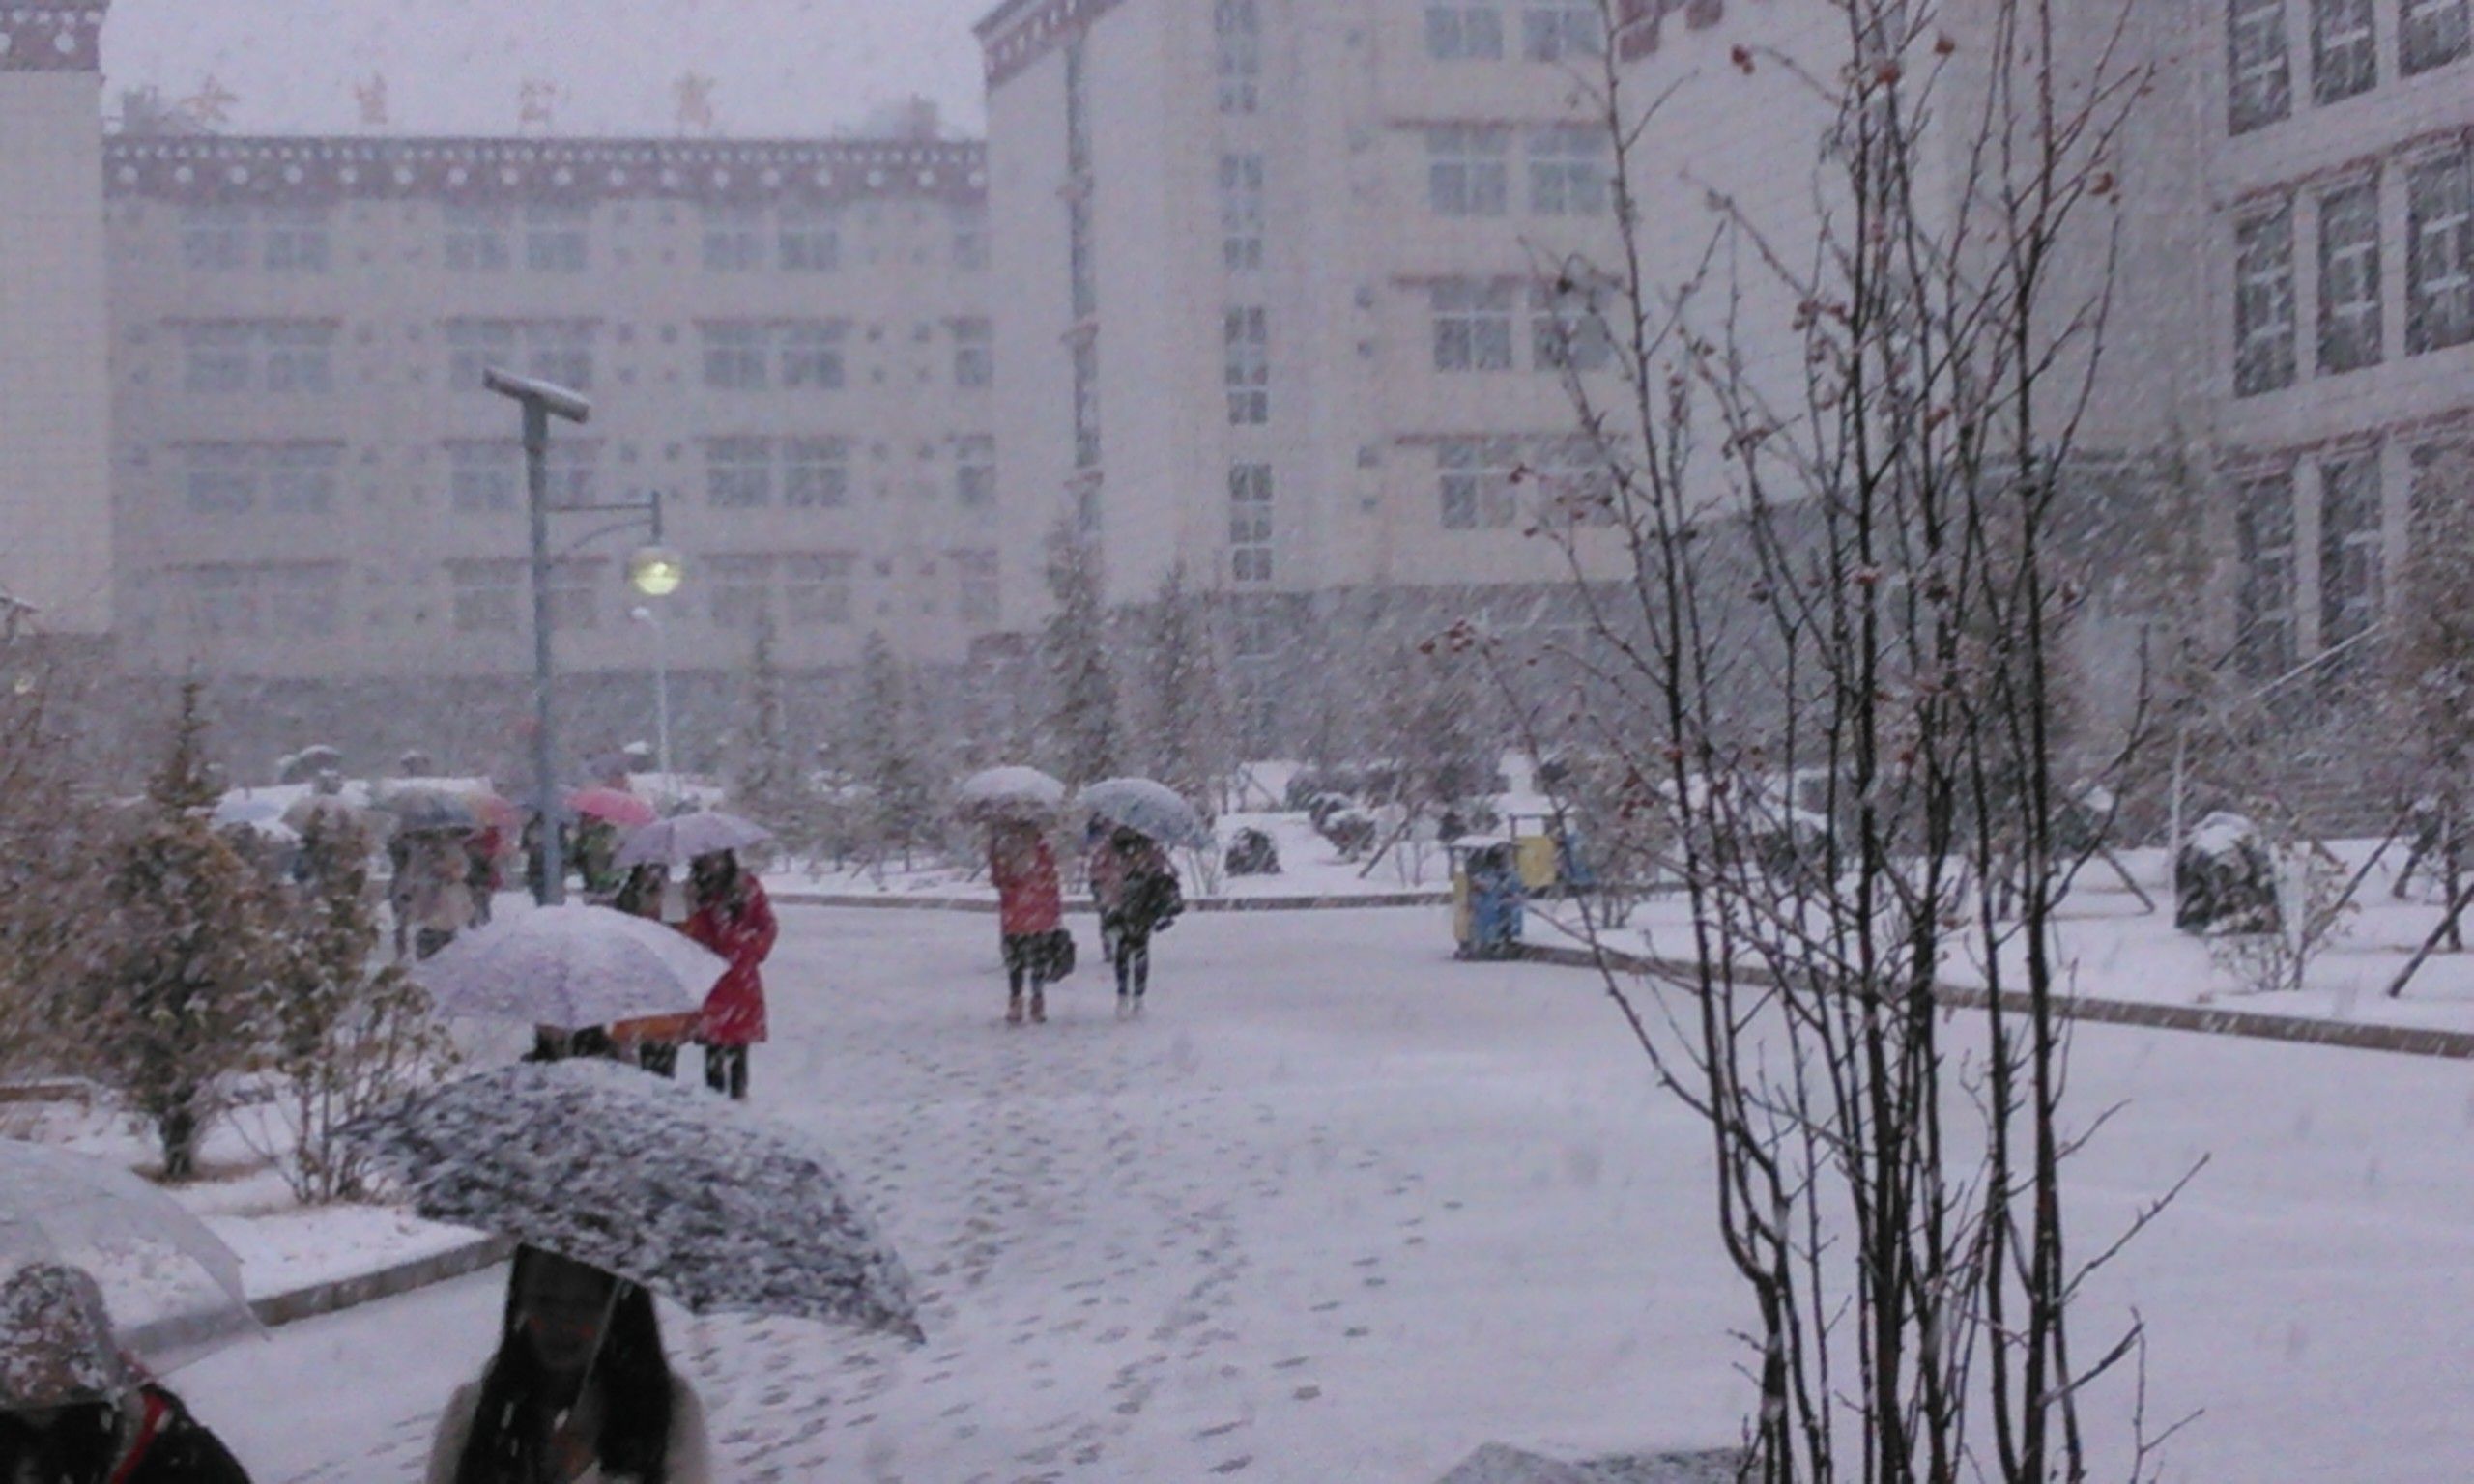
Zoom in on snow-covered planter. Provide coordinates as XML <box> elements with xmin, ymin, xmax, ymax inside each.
<box><xmin>2174</xmin><ymin>811</ymin><xmax>2279</xmax><ymax>935</ymax></box>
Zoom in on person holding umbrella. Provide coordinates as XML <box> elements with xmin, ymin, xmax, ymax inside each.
<box><xmin>0</xmin><ymin>1263</ymin><xmax>254</xmax><ymax>1483</ymax></box>
<box><xmin>683</xmin><ymin>850</ymin><xmax>776</xmax><ymax>1100</ymax></box>
<box><xmin>1101</xmin><ymin>826</ymin><xmax>1183</xmax><ymax>1014</ymax></box>
<box><xmin>990</xmin><ymin>819</ymin><xmax>1064</xmax><ymax>1026</ymax></box>
<box><xmin>425</xmin><ymin>1245</ymin><xmax>712</xmax><ymax>1484</ymax></box>
<box><xmin>611</xmin><ymin>865</ymin><xmax>695</xmax><ymax>1079</ymax></box>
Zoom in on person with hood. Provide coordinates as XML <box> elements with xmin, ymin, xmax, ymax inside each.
<box><xmin>1101</xmin><ymin>827</ymin><xmax>1183</xmax><ymax>1013</ymax></box>
<box><xmin>683</xmin><ymin>850</ymin><xmax>776</xmax><ymax>1100</ymax></box>
<box><xmin>424</xmin><ymin>1245</ymin><xmax>712</xmax><ymax>1484</ymax></box>
<box><xmin>0</xmin><ymin>1263</ymin><xmax>254</xmax><ymax>1484</ymax></box>
<box><xmin>989</xmin><ymin>819</ymin><xmax>1064</xmax><ymax>1025</ymax></box>
<box><xmin>611</xmin><ymin>864</ymin><xmax>694</xmax><ymax>1079</ymax></box>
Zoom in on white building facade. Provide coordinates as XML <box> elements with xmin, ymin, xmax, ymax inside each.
<box><xmin>0</xmin><ymin>1</ymin><xmax>115</xmax><ymax>638</ymax></box>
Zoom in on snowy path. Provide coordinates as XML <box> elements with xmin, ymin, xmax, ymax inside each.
<box><xmin>183</xmin><ymin>906</ymin><xmax>2474</xmax><ymax>1482</ymax></box>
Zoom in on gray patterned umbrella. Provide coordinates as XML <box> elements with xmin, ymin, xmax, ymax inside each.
<box><xmin>343</xmin><ymin>1060</ymin><xmax>923</xmax><ymax>1341</ymax></box>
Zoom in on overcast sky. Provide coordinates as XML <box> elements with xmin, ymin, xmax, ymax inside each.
<box><xmin>102</xmin><ymin>0</ymin><xmax>993</xmax><ymax>138</ymax></box>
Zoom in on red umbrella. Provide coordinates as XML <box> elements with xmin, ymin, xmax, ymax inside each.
<box><xmin>568</xmin><ymin>786</ymin><xmax>656</xmax><ymax>828</ymax></box>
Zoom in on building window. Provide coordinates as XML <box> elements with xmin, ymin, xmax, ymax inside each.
<box><xmin>1427</xmin><ymin>3</ymin><xmax>1506</xmax><ymax>59</ymax></box>
<box><xmin>703</xmin><ymin>325</ymin><xmax>769</xmax><ymax>390</ymax></box>
<box><xmin>1215</xmin><ymin>0</ymin><xmax>1262</xmax><ymax>115</ymax></box>
<box><xmin>525</xmin><ymin>322</ymin><xmax>593</xmax><ymax>391</ymax></box>
<box><xmin>1073</xmin><ymin>335</ymin><xmax>1103</xmax><ymax>470</ymax></box>
<box><xmin>1427</xmin><ymin>125</ymin><xmax>1511</xmax><ymax>217</ymax></box>
<box><xmin>703</xmin><ymin>207</ymin><xmax>764</xmax><ymax>271</ymax></box>
<box><xmin>1224</xmin><ymin>308</ymin><xmax>1270</xmax><ymax>425</ymax></box>
<box><xmin>952</xmin><ymin>206</ymin><xmax>991</xmax><ymax>271</ymax></box>
<box><xmin>264</xmin><ymin>325</ymin><xmax>334</xmax><ymax>394</ymax></box>
<box><xmin>1221</xmin><ymin>154</ymin><xmax>1266</xmax><ymax>271</ymax></box>
<box><xmin>784</xmin><ymin>439</ymin><xmax>851</xmax><ymax>508</ymax></box>
<box><xmin>2310</xmin><ymin>0</ymin><xmax>2378</xmax><ymax>101</ymax></box>
<box><xmin>2234</xmin><ymin>470</ymin><xmax>2298</xmax><ymax>678</ymax></box>
<box><xmin>188</xmin><ymin>567</ymin><xmax>259</xmax><ymax>636</ymax></box>
<box><xmin>952</xmin><ymin>319</ymin><xmax>993</xmax><ymax>387</ymax></box>
<box><xmin>2319</xmin><ymin>449</ymin><xmax>2383</xmax><ymax>652</ymax></box>
<box><xmin>779</xmin><ymin>206</ymin><xmax>841</xmax><ymax>271</ymax></box>
<box><xmin>2233</xmin><ymin>202</ymin><xmax>2297</xmax><ymax>395</ymax></box>
<box><xmin>524</xmin><ymin>203</ymin><xmax>590</xmax><ymax>273</ymax></box>
<box><xmin>261</xmin><ymin>564</ymin><xmax>343</xmax><ymax>637</ymax></box>
<box><xmin>1530</xmin><ymin>435</ymin><xmax>1615</xmax><ymax>526</ymax></box>
<box><xmin>184</xmin><ymin>445</ymin><xmax>256</xmax><ymax>513</ymax></box>
<box><xmin>953</xmin><ymin>550</ymin><xmax>1001</xmax><ymax>621</ymax></box>
<box><xmin>706</xmin><ymin>439</ymin><xmax>774</xmax><ymax>509</ymax></box>
<box><xmin>261</xmin><ymin>206</ymin><xmax>330</xmax><ymax>274</ymax></box>
<box><xmin>445</xmin><ymin>321</ymin><xmax>519</xmax><ymax>392</ymax></box>
<box><xmin>543</xmin><ymin>442</ymin><xmax>597</xmax><ymax>508</ymax></box>
<box><xmin>448</xmin><ymin>442</ymin><xmax>521</xmax><ymax>513</ymax></box>
<box><xmin>267</xmin><ymin>443</ymin><xmax>341</xmax><ymax>514</ymax></box>
<box><xmin>180</xmin><ymin>207</ymin><xmax>248</xmax><ymax>271</ymax></box>
<box><xmin>1229</xmin><ymin>465</ymin><xmax>1274</xmax><ymax>584</ymax></box>
<box><xmin>444</xmin><ymin>206</ymin><xmax>512</xmax><ymax>272</ymax></box>
<box><xmin>956</xmin><ymin>436</ymin><xmax>996</xmax><ymax>506</ymax></box>
<box><xmin>183</xmin><ymin>325</ymin><xmax>253</xmax><ymax>394</ymax></box>
<box><xmin>449</xmin><ymin>560</ymin><xmax>525</xmax><ymax>634</ymax></box>
<box><xmin>2229</xmin><ymin>0</ymin><xmax>2292</xmax><ymax>133</ymax></box>
<box><xmin>783</xmin><ymin>322</ymin><xmax>849</xmax><ymax>390</ymax></box>
<box><xmin>1528</xmin><ymin>125</ymin><xmax>1608</xmax><ymax>216</ymax></box>
<box><xmin>1532</xmin><ymin>280</ymin><xmax>1616</xmax><ymax>372</ymax></box>
<box><xmin>785</xmin><ymin>554</ymin><xmax>855</xmax><ymax>626</ymax></box>
<box><xmin>706</xmin><ymin>556</ymin><xmax>773</xmax><ymax>629</ymax></box>
<box><xmin>1521</xmin><ymin>3</ymin><xmax>1604</xmax><ymax>60</ymax></box>
<box><xmin>2401</xmin><ymin>0</ymin><xmax>2472</xmax><ymax>73</ymax></box>
<box><xmin>1432</xmin><ymin>280</ymin><xmax>1518</xmax><ymax>371</ymax></box>
<box><xmin>1438</xmin><ymin>438</ymin><xmax>1523</xmax><ymax>528</ymax></box>
<box><xmin>2317</xmin><ymin>180</ymin><xmax>2382</xmax><ymax>373</ymax></box>
<box><xmin>548</xmin><ymin>560</ymin><xmax>602</xmax><ymax>633</ymax></box>
<box><xmin>2406</xmin><ymin>148</ymin><xmax>2474</xmax><ymax>354</ymax></box>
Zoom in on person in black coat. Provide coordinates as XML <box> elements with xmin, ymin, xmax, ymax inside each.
<box><xmin>0</xmin><ymin>1264</ymin><xmax>254</xmax><ymax>1484</ymax></box>
<box><xmin>1102</xmin><ymin>827</ymin><xmax>1183</xmax><ymax>1013</ymax></box>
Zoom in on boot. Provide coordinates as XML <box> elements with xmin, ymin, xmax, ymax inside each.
<box><xmin>1006</xmin><ymin>992</ymin><xmax>1024</xmax><ymax>1026</ymax></box>
<box><xmin>1029</xmin><ymin>989</ymin><xmax>1047</xmax><ymax>1024</ymax></box>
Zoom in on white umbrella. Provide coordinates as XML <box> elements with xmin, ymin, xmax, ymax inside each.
<box><xmin>1079</xmin><ymin>777</ymin><xmax>1213</xmax><ymax>850</ymax></box>
<box><xmin>957</xmin><ymin>765</ymin><xmax>1067</xmax><ymax>822</ymax></box>
<box><xmin>412</xmin><ymin>904</ymin><xmax>724</xmax><ymax>1031</ymax></box>
<box><xmin>0</xmin><ymin>1141</ymin><xmax>259</xmax><ymax>1381</ymax></box>
<box><xmin>614</xmin><ymin>811</ymin><xmax>773</xmax><ymax>870</ymax></box>
<box><xmin>344</xmin><ymin>1060</ymin><xmax>923</xmax><ymax>1340</ymax></box>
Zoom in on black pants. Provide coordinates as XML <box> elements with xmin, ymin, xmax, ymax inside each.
<box><xmin>1001</xmin><ymin>933</ymin><xmax>1050</xmax><ymax>999</ymax></box>
<box><xmin>1114</xmin><ymin>931</ymin><xmax>1152</xmax><ymax>997</ymax></box>
<box><xmin>705</xmin><ymin>1044</ymin><xmax>749</xmax><ymax>1100</ymax></box>
<box><xmin>639</xmin><ymin>1042</ymin><xmax>679</xmax><ymax>1079</ymax></box>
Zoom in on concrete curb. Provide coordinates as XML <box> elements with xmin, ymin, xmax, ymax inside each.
<box><xmin>0</xmin><ymin>1078</ymin><xmax>94</xmax><ymax>1105</ymax></box>
<box><xmin>773</xmin><ymin>889</ymin><xmax>1450</xmax><ymax>913</ymax></box>
<box><xmin>246</xmin><ymin>1234</ymin><xmax>513</xmax><ymax>1329</ymax></box>
<box><xmin>1516</xmin><ymin>942</ymin><xmax>2474</xmax><ymax>1061</ymax></box>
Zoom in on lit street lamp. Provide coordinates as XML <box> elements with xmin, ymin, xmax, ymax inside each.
<box><xmin>630</xmin><ymin>604</ymin><xmax>674</xmax><ymax>799</ymax></box>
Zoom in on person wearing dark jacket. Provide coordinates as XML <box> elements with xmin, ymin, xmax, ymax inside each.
<box><xmin>0</xmin><ymin>1264</ymin><xmax>254</xmax><ymax>1484</ymax></box>
<box><xmin>1102</xmin><ymin>827</ymin><xmax>1182</xmax><ymax>1013</ymax></box>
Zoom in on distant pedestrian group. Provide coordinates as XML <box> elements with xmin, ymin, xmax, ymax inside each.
<box><xmin>987</xmin><ymin>817</ymin><xmax>1183</xmax><ymax>1025</ymax></box>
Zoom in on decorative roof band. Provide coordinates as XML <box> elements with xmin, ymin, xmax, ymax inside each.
<box><xmin>978</xmin><ymin>0</ymin><xmax>1135</xmax><ymax>91</ymax></box>
<box><xmin>103</xmin><ymin>135</ymin><xmax>990</xmax><ymax>208</ymax></box>
<box><xmin>0</xmin><ymin>3</ymin><xmax>109</xmax><ymax>74</ymax></box>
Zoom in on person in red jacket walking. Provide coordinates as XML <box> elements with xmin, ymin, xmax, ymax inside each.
<box><xmin>684</xmin><ymin>849</ymin><xmax>776</xmax><ymax>1099</ymax></box>
<box><xmin>990</xmin><ymin>820</ymin><xmax>1064</xmax><ymax>1025</ymax></box>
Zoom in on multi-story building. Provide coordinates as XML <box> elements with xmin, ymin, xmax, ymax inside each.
<box><xmin>980</xmin><ymin>0</ymin><xmax>1636</xmax><ymax>745</ymax></box>
<box><xmin>102</xmin><ymin>129</ymin><xmax>999</xmax><ymax>771</ymax></box>
<box><xmin>1</xmin><ymin>1</ymin><xmax>115</xmax><ymax>640</ymax></box>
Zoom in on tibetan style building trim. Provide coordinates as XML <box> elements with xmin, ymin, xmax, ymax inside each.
<box><xmin>976</xmin><ymin>0</ymin><xmax>1135</xmax><ymax>89</ymax></box>
<box><xmin>102</xmin><ymin>135</ymin><xmax>988</xmax><ymax>208</ymax></box>
<box><xmin>0</xmin><ymin>2</ymin><xmax>108</xmax><ymax>73</ymax></box>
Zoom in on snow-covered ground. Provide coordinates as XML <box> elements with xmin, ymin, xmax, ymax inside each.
<box><xmin>160</xmin><ymin>902</ymin><xmax>2474</xmax><ymax>1482</ymax></box>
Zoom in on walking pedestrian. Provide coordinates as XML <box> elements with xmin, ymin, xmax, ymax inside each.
<box><xmin>684</xmin><ymin>850</ymin><xmax>775</xmax><ymax>1100</ymax></box>
<box><xmin>612</xmin><ymin>863</ymin><xmax>694</xmax><ymax>1079</ymax></box>
<box><xmin>1102</xmin><ymin>827</ymin><xmax>1183</xmax><ymax>1014</ymax></box>
<box><xmin>990</xmin><ymin>820</ymin><xmax>1064</xmax><ymax>1026</ymax></box>
<box><xmin>424</xmin><ymin>1245</ymin><xmax>712</xmax><ymax>1484</ymax></box>
<box><xmin>1085</xmin><ymin>816</ymin><xmax>1128</xmax><ymax>965</ymax></box>
<box><xmin>404</xmin><ymin>834</ymin><xmax>476</xmax><ymax>961</ymax></box>
<box><xmin>0</xmin><ymin>1264</ymin><xmax>254</xmax><ymax>1484</ymax></box>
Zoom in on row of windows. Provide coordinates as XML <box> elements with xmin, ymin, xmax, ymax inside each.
<box><xmin>1426</xmin><ymin>126</ymin><xmax>1610</xmax><ymax>219</ymax></box>
<box><xmin>2229</xmin><ymin>0</ymin><xmax>2470</xmax><ymax>135</ymax></box>
<box><xmin>177</xmin><ymin>201</ymin><xmax>991</xmax><ymax>276</ymax></box>
<box><xmin>177</xmin><ymin>550</ymin><xmax>1004</xmax><ymax>639</ymax></box>
<box><xmin>1435</xmin><ymin>436</ymin><xmax>1611</xmax><ymax>529</ymax></box>
<box><xmin>2231</xmin><ymin>146</ymin><xmax>2473</xmax><ymax>395</ymax></box>
<box><xmin>1425</xmin><ymin>3</ymin><xmax>1607</xmax><ymax>62</ymax></box>
<box><xmin>1429</xmin><ymin>279</ymin><xmax>1621</xmax><ymax>374</ymax></box>
<box><xmin>704</xmin><ymin>434</ymin><xmax>995</xmax><ymax>511</ymax></box>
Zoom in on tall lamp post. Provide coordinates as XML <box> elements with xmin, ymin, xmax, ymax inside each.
<box><xmin>630</xmin><ymin>604</ymin><xmax>675</xmax><ymax>799</ymax></box>
<box><xmin>485</xmin><ymin>367</ymin><xmax>683</xmax><ymax>907</ymax></box>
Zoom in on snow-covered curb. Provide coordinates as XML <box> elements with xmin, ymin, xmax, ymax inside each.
<box><xmin>1517</xmin><ymin>942</ymin><xmax>2474</xmax><ymax>1060</ymax></box>
<box><xmin>772</xmin><ymin>888</ymin><xmax>1450</xmax><ymax>913</ymax></box>
<box><xmin>124</xmin><ymin>1233</ymin><xmax>511</xmax><ymax>1356</ymax></box>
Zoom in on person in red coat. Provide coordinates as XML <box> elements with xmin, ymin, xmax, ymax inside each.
<box><xmin>684</xmin><ymin>849</ymin><xmax>776</xmax><ymax>1099</ymax></box>
<box><xmin>990</xmin><ymin>820</ymin><xmax>1064</xmax><ymax>1025</ymax></box>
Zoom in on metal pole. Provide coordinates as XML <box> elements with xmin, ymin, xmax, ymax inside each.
<box><xmin>525</xmin><ymin>398</ymin><xmax>565</xmax><ymax>907</ymax></box>
<box><xmin>653</xmin><ymin>609</ymin><xmax>674</xmax><ymax>793</ymax></box>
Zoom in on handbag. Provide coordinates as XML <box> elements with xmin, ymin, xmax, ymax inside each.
<box><xmin>1045</xmin><ymin>927</ymin><xmax>1079</xmax><ymax>981</ymax></box>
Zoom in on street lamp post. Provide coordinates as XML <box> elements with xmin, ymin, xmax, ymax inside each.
<box><xmin>630</xmin><ymin>605</ymin><xmax>674</xmax><ymax>798</ymax></box>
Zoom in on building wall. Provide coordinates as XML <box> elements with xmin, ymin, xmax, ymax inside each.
<box><xmin>0</xmin><ymin>3</ymin><xmax>114</xmax><ymax>636</ymax></box>
<box><xmin>104</xmin><ymin>134</ymin><xmax>999</xmax><ymax>701</ymax></box>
